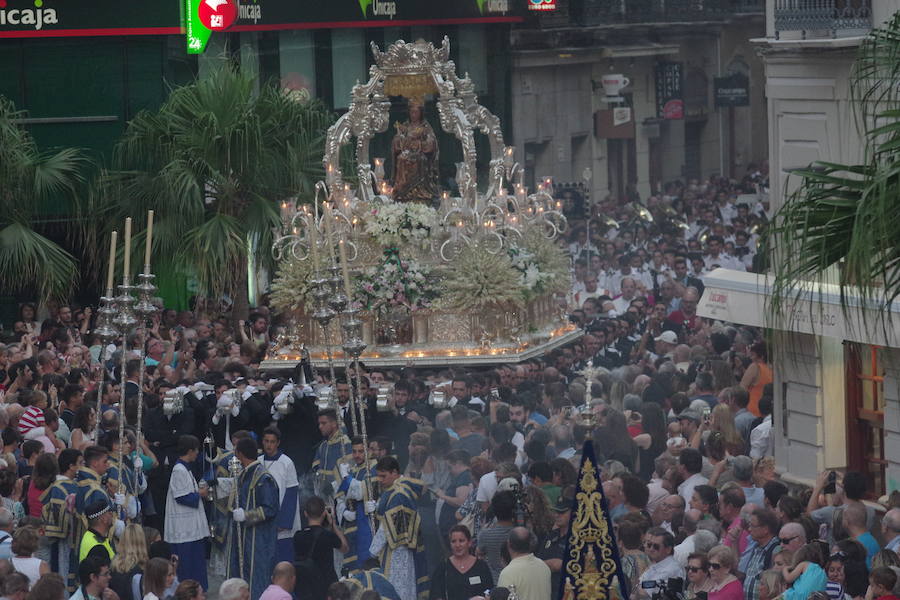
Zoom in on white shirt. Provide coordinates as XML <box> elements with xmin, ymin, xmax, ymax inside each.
<box><xmin>749</xmin><ymin>415</ymin><xmax>773</xmax><ymax>459</ymax></box>
<box><xmin>677</xmin><ymin>472</ymin><xmax>709</xmax><ymax>506</ymax></box>
<box><xmin>612</xmin><ymin>295</ymin><xmax>636</xmax><ymax>316</ymax></box>
<box><xmin>704</xmin><ymin>253</ymin><xmax>743</xmax><ymax>271</ymax></box>
<box><xmin>164</xmin><ymin>462</ymin><xmax>209</xmax><ymax>544</ymax></box>
<box><xmin>673</xmin><ymin>534</ymin><xmax>696</xmax><ymax>567</ymax></box>
<box><xmin>476</xmin><ymin>472</ymin><xmax>499</xmax><ymax>504</ymax></box>
<box><xmin>262</xmin><ymin>453</ymin><xmax>302</xmax><ymax>540</ymax></box>
<box><xmin>639</xmin><ymin>556</ymin><xmax>685</xmax><ymax>597</ymax></box>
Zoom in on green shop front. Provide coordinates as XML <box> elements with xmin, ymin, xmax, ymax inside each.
<box><xmin>0</xmin><ymin>0</ymin><xmax>521</xmax><ymax>311</ymax></box>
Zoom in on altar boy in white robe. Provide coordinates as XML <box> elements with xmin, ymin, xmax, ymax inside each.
<box><xmin>261</xmin><ymin>426</ymin><xmax>302</xmax><ymax>562</ymax></box>
<box><xmin>165</xmin><ymin>435</ymin><xmax>210</xmax><ymax>590</ymax></box>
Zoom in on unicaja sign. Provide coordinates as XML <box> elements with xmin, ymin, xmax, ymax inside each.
<box><xmin>0</xmin><ymin>0</ymin><xmax>59</xmax><ymax>30</ymax></box>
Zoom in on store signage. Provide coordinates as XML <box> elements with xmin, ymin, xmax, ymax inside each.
<box><xmin>595</xmin><ymin>109</ymin><xmax>635</xmax><ymax>139</ymax></box>
<box><xmin>0</xmin><ymin>0</ymin><xmax>523</xmax><ymax>40</ymax></box>
<box><xmin>187</xmin><ymin>0</ymin><xmax>238</xmax><ymax>54</ymax></box>
<box><xmin>0</xmin><ymin>0</ymin><xmax>177</xmax><ymax>36</ymax></box>
<box><xmin>655</xmin><ymin>62</ymin><xmax>684</xmax><ymax>120</ymax></box>
<box><xmin>0</xmin><ymin>1</ymin><xmax>58</xmax><ymax>30</ymax></box>
<box><xmin>527</xmin><ymin>0</ymin><xmax>557</xmax><ymax>10</ymax></box>
<box><xmin>483</xmin><ymin>0</ymin><xmax>509</xmax><ymax>12</ymax></box>
<box><xmin>714</xmin><ymin>73</ymin><xmax>750</xmax><ymax>107</ymax></box>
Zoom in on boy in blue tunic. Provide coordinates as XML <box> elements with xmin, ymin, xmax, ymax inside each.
<box><xmin>227</xmin><ymin>436</ymin><xmax>280</xmax><ymax>600</ymax></box>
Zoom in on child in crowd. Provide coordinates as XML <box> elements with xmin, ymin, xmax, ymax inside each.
<box><xmin>867</xmin><ymin>567</ymin><xmax>900</xmax><ymax>600</ymax></box>
<box><xmin>782</xmin><ymin>543</ymin><xmax>827</xmax><ymax>600</ymax></box>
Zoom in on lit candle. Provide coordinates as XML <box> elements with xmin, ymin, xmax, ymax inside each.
<box><xmin>339</xmin><ymin>238</ymin><xmax>352</xmax><ymax>298</ymax></box>
<box><xmin>123</xmin><ymin>217</ymin><xmax>132</xmax><ymax>280</ymax></box>
<box><xmin>143</xmin><ymin>210</ymin><xmax>154</xmax><ymax>270</ymax></box>
<box><xmin>323</xmin><ymin>203</ymin><xmax>336</xmax><ymax>265</ymax></box>
<box><xmin>309</xmin><ymin>214</ymin><xmax>320</xmax><ymax>272</ymax></box>
<box><xmin>106</xmin><ymin>230</ymin><xmax>118</xmax><ymax>291</ymax></box>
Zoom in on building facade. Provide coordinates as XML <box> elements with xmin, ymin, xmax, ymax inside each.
<box><xmin>508</xmin><ymin>0</ymin><xmax>768</xmax><ymax>202</ymax></box>
<box><xmin>699</xmin><ymin>0</ymin><xmax>900</xmax><ymax>498</ymax></box>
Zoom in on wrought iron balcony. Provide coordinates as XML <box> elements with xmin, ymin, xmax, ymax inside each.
<box><xmin>774</xmin><ymin>0</ymin><xmax>872</xmax><ymax>39</ymax></box>
<box><xmin>569</xmin><ymin>0</ymin><xmax>764</xmax><ymax>26</ymax></box>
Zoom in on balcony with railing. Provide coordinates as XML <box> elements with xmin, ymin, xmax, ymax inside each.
<box><xmin>774</xmin><ymin>0</ymin><xmax>872</xmax><ymax>39</ymax></box>
<box><xmin>534</xmin><ymin>0</ymin><xmax>764</xmax><ymax>28</ymax></box>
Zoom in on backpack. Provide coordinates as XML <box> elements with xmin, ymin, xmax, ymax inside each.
<box><xmin>294</xmin><ymin>528</ymin><xmax>326</xmax><ymax>600</ymax></box>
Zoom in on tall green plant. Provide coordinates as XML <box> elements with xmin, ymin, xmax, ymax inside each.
<box><xmin>767</xmin><ymin>13</ymin><xmax>900</xmax><ymax>325</ymax></box>
<box><xmin>95</xmin><ymin>64</ymin><xmax>333</xmax><ymax>319</ymax></box>
<box><xmin>0</xmin><ymin>97</ymin><xmax>89</xmax><ymax>302</ymax></box>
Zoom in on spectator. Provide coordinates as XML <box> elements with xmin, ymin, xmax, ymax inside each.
<box><xmin>741</xmin><ymin>508</ymin><xmax>781</xmax><ymax>600</ymax></box>
<box><xmin>10</xmin><ymin>526</ymin><xmax>49</xmax><ymax>587</ymax></box>
<box><xmin>639</xmin><ymin>527</ymin><xmax>684</xmax><ymax>598</ymax></box>
<box><xmin>708</xmin><ymin>545</ymin><xmax>743</xmax><ymax>600</ymax></box>
<box><xmin>686</xmin><ymin>552</ymin><xmax>714</xmax><ymax>599</ymax></box>
<box><xmin>429</xmin><ymin>525</ymin><xmax>493</xmax><ymax>600</ymax></box>
<box><xmin>259</xmin><ymin>563</ymin><xmax>295</xmax><ymax>600</ymax></box>
<box><xmin>497</xmin><ymin>527</ymin><xmax>551</xmax><ymax>600</ymax></box>
<box><xmin>218</xmin><ymin>579</ymin><xmax>250</xmax><ymax>600</ymax></box>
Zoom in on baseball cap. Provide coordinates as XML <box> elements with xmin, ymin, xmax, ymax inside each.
<box><xmin>677</xmin><ymin>408</ymin><xmax>701</xmax><ymax>423</ymax></box>
<box><xmin>654</xmin><ymin>330</ymin><xmax>678</xmax><ymax>345</ymax></box>
<box><xmin>553</xmin><ymin>486</ymin><xmax>575</xmax><ymax>513</ymax></box>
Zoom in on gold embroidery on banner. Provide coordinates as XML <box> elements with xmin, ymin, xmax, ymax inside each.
<box><xmin>566</xmin><ymin>457</ymin><xmax>619</xmax><ymax>600</ymax></box>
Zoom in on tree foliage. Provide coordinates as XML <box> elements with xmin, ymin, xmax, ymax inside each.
<box><xmin>0</xmin><ymin>97</ymin><xmax>89</xmax><ymax>302</ymax></box>
<box><xmin>93</xmin><ymin>64</ymin><xmax>334</xmax><ymax>315</ymax></box>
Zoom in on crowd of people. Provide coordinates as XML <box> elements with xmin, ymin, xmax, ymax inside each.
<box><xmin>0</xmin><ymin>170</ymin><xmax>898</xmax><ymax>600</ymax></box>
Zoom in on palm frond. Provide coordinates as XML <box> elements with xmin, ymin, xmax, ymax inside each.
<box><xmin>767</xmin><ymin>12</ymin><xmax>900</xmax><ymax>329</ymax></box>
<box><xmin>90</xmin><ymin>62</ymin><xmax>336</xmax><ymax>304</ymax></box>
<box><xmin>0</xmin><ymin>222</ymin><xmax>77</xmax><ymax>301</ymax></box>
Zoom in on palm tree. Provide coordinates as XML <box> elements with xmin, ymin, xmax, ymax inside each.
<box><xmin>0</xmin><ymin>96</ymin><xmax>89</xmax><ymax>302</ymax></box>
<box><xmin>767</xmin><ymin>12</ymin><xmax>900</xmax><ymax>323</ymax></box>
<box><xmin>95</xmin><ymin>64</ymin><xmax>334</xmax><ymax>321</ymax></box>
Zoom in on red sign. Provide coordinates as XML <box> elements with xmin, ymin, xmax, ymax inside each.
<box><xmin>198</xmin><ymin>0</ymin><xmax>238</xmax><ymax>30</ymax></box>
<box><xmin>663</xmin><ymin>99</ymin><xmax>684</xmax><ymax>120</ymax></box>
<box><xmin>527</xmin><ymin>0</ymin><xmax>556</xmax><ymax>10</ymax></box>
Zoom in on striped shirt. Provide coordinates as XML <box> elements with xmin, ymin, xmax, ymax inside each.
<box><xmin>18</xmin><ymin>406</ymin><xmax>45</xmax><ymax>435</ymax></box>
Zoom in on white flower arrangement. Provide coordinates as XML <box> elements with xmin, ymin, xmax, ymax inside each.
<box><xmin>363</xmin><ymin>201</ymin><xmax>438</xmax><ymax>247</ymax></box>
<box><xmin>509</xmin><ymin>247</ymin><xmax>558</xmax><ymax>301</ymax></box>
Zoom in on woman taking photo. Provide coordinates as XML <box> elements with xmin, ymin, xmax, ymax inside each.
<box><xmin>429</xmin><ymin>525</ymin><xmax>493</xmax><ymax>600</ymax></box>
<box><xmin>707</xmin><ymin>545</ymin><xmax>743</xmax><ymax>600</ymax></box>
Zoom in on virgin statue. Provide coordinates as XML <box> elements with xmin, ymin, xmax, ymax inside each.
<box><xmin>390</xmin><ymin>101</ymin><xmax>439</xmax><ymax>203</ymax></box>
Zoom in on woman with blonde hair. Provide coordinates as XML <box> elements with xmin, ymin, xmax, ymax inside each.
<box><xmin>758</xmin><ymin>570</ymin><xmax>786</xmax><ymax>600</ymax></box>
<box><xmin>710</xmin><ymin>404</ymin><xmax>746</xmax><ymax>456</ymax></box>
<box><xmin>111</xmin><ymin>524</ymin><xmax>150</xmax><ymax>600</ymax></box>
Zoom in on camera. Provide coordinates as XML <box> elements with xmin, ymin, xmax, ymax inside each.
<box><xmin>642</xmin><ymin>578</ymin><xmax>684</xmax><ymax>600</ymax></box>
<box><xmin>824</xmin><ymin>470</ymin><xmax>837</xmax><ymax>495</ymax></box>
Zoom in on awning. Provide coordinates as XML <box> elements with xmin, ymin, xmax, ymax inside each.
<box><xmin>697</xmin><ymin>268</ymin><xmax>900</xmax><ymax>348</ymax></box>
